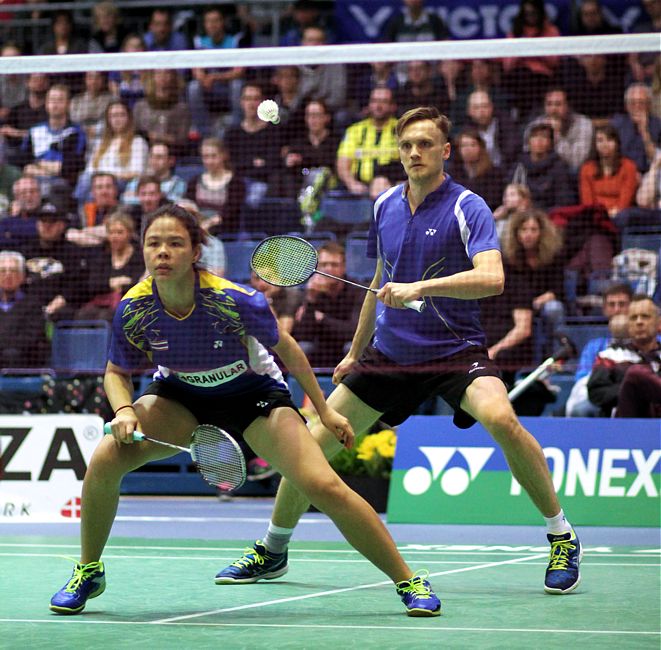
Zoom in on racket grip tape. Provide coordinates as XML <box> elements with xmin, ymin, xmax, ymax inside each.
<box><xmin>103</xmin><ymin>423</ymin><xmax>146</xmax><ymax>441</ymax></box>
<box><xmin>404</xmin><ymin>299</ymin><xmax>426</xmax><ymax>312</ymax></box>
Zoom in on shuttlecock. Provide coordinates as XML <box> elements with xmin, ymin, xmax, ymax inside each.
<box><xmin>257</xmin><ymin>99</ymin><xmax>280</xmax><ymax>125</ymax></box>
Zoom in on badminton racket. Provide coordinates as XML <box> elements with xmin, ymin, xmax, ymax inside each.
<box><xmin>104</xmin><ymin>422</ymin><xmax>246</xmax><ymax>491</ymax></box>
<box><xmin>251</xmin><ymin>235</ymin><xmax>426</xmax><ymax>312</ymax></box>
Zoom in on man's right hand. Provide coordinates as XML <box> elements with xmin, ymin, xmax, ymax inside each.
<box><xmin>333</xmin><ymin>354</ymin><xmax>358</xmax><ymax>385</ymax></box>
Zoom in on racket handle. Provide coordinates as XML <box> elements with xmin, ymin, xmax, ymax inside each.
<box><xmin>404</xmin><ymin>299</ymin><xmax>426</xmax><ymax>312</ymax></box>
<box><xmin>103</xmin><ymin>423</ymin><xmax>145</xmax><ymax>441</ymax></box>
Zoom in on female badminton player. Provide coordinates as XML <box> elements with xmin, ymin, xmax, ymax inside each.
<box><xmin>49</xmin><ymin>203</ymin><xmax>441</xmax><ymax>617</ymax></box>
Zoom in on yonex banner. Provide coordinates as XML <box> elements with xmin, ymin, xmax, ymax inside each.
<box><xmin>388</xmin><ymin>416</ymin><xmax>661</xmax><ymax>526</ymax></box>
<box><xmin>0</xmin><ymin>415</ymin><xmax>102</xmax><ymax>522</ymax></box>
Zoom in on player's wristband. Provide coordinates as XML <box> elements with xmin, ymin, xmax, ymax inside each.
<box><xmin>114</xmin><ymin>404</ymin><xmax>135</xmax><ymax>416</ymax></box>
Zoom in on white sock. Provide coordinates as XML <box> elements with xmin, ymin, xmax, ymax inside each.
<box><xmin>544</xmin><ymin>510</ymin><xmax>573</xmax><ymax>535</ymax></box>
<box><xmin>263</xmin><ymin>521</ymin><xmax>294</xmax><ymax>554</ymax></box>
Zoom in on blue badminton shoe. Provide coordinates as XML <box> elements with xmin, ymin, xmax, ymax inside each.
<box><xmin>395</xmin><ymin>570</ymin><xmax>441</xmax><ymax>617</ymax></box>
<box><xmin>50</xmin><ymin>561</ymin><xmax>106</xmax><ymax>614</ymax></box>
<box><xmin>544</xmin><ymin>529</ymin><xmax>583</xmax><ymax>594</ymax></box>
<box><xmin>215</xmin><ymin>540</ymin><xmax>288</xmax><ymax>584</ymax></box>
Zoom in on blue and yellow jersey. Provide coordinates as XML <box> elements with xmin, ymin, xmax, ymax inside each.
<box><xmin>109</xmin><ymin>269</ymin><xmax>286</xmax><ymax>397</ymax></box>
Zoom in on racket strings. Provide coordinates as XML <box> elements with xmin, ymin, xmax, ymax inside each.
<box><xmin>251</xmin><ymin>236</ymin><xmax>317</xmax><ymax>287</ymax></box>
<box><xmin>191</xmin><ymin>425</ymin><xmax>246</xmax><ymax>491</ymax></box>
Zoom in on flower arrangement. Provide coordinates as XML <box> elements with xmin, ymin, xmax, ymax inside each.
<box><xmin>330</xmin><ymin>429</ymin><xmax>397</xmax><ymax>479</ymax></box>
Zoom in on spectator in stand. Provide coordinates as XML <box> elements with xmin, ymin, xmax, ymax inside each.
<box><xmin>127</xmin><ymin>175</ymin><xmax>167</xmax><ymax>224</ymax></box>
<box><xmin>579</xmin><ymin>124</ymin><xmax>639</xmax><ymax>220</ymax></box>
<box><xmin>501</xmin><ymin>209</ymin><xmax>566</xmax><ymax>358</ymax></box>
<box><xmin>297</xmin><ymin>26</ymin><xmax>347</xmax><ymax>115</ymax></box>
<box><xmin>132</xmin><ymin>70</ymin><xmax>191</xmax><ymax>154</ymax></box>
<box><xmin>395</xmin><ymin>60</ymin><xmax>449</xmax><ymax>117</ymax></box>
<box><xmin>336</xmin><ymin>87</ymin><xmax>402</xmax><ymax>200</ymax></box>
<box><xmin>271</xmin><ymin>66</ymin><xmax>305</xmax><ymax>133</ymax></box>
<box><xmin>76</xmin><ymin>211</ymin><xmax>144</xmax><ymax>322</ymax></box>
<box><xmin>280</xmin><ymin>0</ymin><xmax>335</xmax><ymax>47</ymax></box>
<box><xmin>511</xmin><ymin>123</ymin><xmax>576</xmax><ymax>210</ymax></box>
<box><xmin>0</xmin><ymin>43</ymin><xmax>27</xmax><ymax>125</ymax></box>
<box><xmin>142</xmin><ymin>9</ymin><xmax>189</xmax><ymax>52</ymax></box>
<box><xmin>88</xmin><ymin>0</ymin><xmax>127</xmax><ymax>53</ymax></box>
<box><xmin>492</xmin><ymin>183</ymin><xmax>533</xmax><ymax>240</ymax></box>
<box><xmin>347</xmin><ymin>62</ymin><xmax>399</xmax><ymax>120</ymax></box>
<box><xmin>0</xmin><ymin>250</ymin><xmax>49</xmax><ymax>368</ymax></box>
<box><xmin>448</xmin><ymin>129</ymin><xmax>504</xmax><ymax>211</ymax></box>
<box><xmin>565</xmin><ymin>282</ymin><xmax>632</xmax><ymax>417</ymax></box>
<box><xmin>250</xmin><ymin>269</ymin><xmax>303</xmax><ymax>334</ymax></box>
<box><xmin>81</xmin><ymin>101</ymin><xmax>148</xmax><ymax>196</ymax></box>
<box><xmin>0</xmin><ymin>73</ymin><xmax>49</xmax><ymax>163</ymax></box>
<box><xmin>291</xmin><ymin>241</ymin><xmax>362</xmax><ymax>369</ymax></box>
<box><xmin>615</xmin><ymin>150</ymin><xmax>661</xmax><ymax>229</ymax></box>
<box><xmin>188</xmin><ymin>6</ymin><xmax>244</xmax><ymax>138</ymax></box>
<box><xmin>121</xmin><ymin>141</ymin><xmax>186</xmax><ymax>206</ymax></box>
<box><xmin>223</xmin><ymin>83</ymin><xmax>282</xmax><ymax>202</ymax></box>
<box><xmin>571</xmin><ymin>0</ymin><xmax>621</xmax><ymax>35</ymax></box>
<box><xmin>611</xmin><ymin>83</ymin><xmax>661</xmax><ymax>174</ymax></box>
<box><xmin>19</xmin><ymin>202</ymin><xmax>92</xmax><ymax>321</ymax></box>
<box><xmin>279</xmin><ymin>99</ymin><xmax>341</xmax><ymax>200</ymax></box>
<box><xmin>381</xmin><ymin>0</ymin><xmax>448</xmax><ymax>43</ymax></box>
<box><xmin>502</xmin><ymin>0</ymin><xmax>560</xmax><ymax>119</ymax></box>
<box><xmin>69</xmin><ymin>71</ymin><xmax>114</xmax><ymax>144</ymax></box>
<box><xmin>587</xmin><ymin>295</ymin><xmax>661</xmax><ymax>418</ymax></box>
<box><xmin>38</xmin><ymin>10</ymin><xmax>88</xmax><ymax>94</ymax></box>
<box><xmin>20</xmin><ymin>84</ymin><xmax>86</xmax><ymax>190</ymax></box>
<box><xmin>565</xmin><ymin>54</ymin><xmax>625</xmax><ymax>120</ymax></box>
<box><xmin>185</xmin><ymin>138</ymin><xmax>245</xmax><ymax>235</ymax></box>
<box><xmin>0</xmin><ymin>176</ymin><xmax>42</xmax><ymax>247</ymax></box>
<box><xmin>465</xmin><ymin>90</ymin><xmax>521</xmax><ymax>177</ymax></box>
<box><xmin>632</xmin><ymin>0</ymin><xmax>661</xmax><ymax>33</ymax></box>
<box><xmin>526</xmin><ymin>88</ymin><xmax>593</xmax><ymax>175</ymax></box>
<box><xmin>108</xmin><ymin>34</ymin><xmax>147</xmax><ymax>111</ymax></box>
<box><xmin>0</xmin><ymin>154</ymin><xmax>22</xmax><ymax>217</ymax></box>
<box><xmin>436</xmin><ymin>60</ymin><xmax>467</xmax><ymax>113</ymax></box>
<box><xmin>452</xmin><ymin>59</ymin><xmax>510</xmax><ymax>129</ymax></box>
<box><xmin>70</xmin><ymin>172</ymin><xmax>120</xmax><ymax>246</ymax></box>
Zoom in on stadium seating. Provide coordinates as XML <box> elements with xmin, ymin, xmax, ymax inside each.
<box><xmin>319</xmin><ymin>193</ymin><xmax>374</xmax><ymax>226</ymax></box>
<box><xmin>239</xmin><ymin>197</ymin><xmax>302</xmax><ymax>235</ymax></box>
<box><xmin>223</xmin><ymin>240</ymin><xmax>258</xmax><ymax>283</ymax></box>
<box><xmin>51</xmin><ymin>320</ymin><xmax>111</xmax><ymax>374</ymax></box>
<box><xmin>345</xmin><ymin>232</ymin><xmax>376</xmax><ymax>282</ymax></box>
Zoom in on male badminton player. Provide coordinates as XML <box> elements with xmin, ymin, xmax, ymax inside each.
<box><xmin>217</xmin><ymin>107</ymin><xmax>582</xmax><ymax>595</ymax></box>
<box><xmin>49</xmin><ymin>203</ymin><xmax>440</xmax><ymax>617</ymax></box>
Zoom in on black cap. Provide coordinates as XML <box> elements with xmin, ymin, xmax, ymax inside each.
<box><xmin>37</xmin><ymin>202</ymin><xmax>67</xmax><ymax>222</ymax></box>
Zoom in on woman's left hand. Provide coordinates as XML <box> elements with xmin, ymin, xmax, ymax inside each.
<box><xmin>318</xmin><ymin>407</ymin><xmax>355</xmax><ymax>449</ymax></box>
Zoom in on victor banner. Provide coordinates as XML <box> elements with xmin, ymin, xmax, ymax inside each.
<box><xmin>0</xmin><ymin>415</ymin><xmax>102</xmax><ymax>522</ymax></box>
<box><xmin>388</xmin><ymin>416</ymin><xmax>660</xmax><ymax>526</ymax></box>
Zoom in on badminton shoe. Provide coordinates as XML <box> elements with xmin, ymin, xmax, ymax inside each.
<box><xmin>215</xmin><ymin>540</ymin><xmax>288</xmax><ymax>584</ymax></box>
<box><xmin>544</xmin><ymin>529</ymin><xmax>583</xmax><ymax>594</ymax></box>
<box><xmin>50</xmin><ymin>561</ymin><xmax>106</xmax><ymax>614</ymax></box>
<box><xmin>395</xmin><ymin>570</ymin><xmax>441</xmax><ymax>617</ymax></box>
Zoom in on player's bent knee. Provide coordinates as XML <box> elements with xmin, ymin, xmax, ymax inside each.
<box><xmin>479</xmin><ymin>403</ymin><xmax>519</xmax><ymax>439</ymax></box>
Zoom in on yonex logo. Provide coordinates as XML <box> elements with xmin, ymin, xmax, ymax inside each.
<box><xmin>213</xmin><ymin>340</ymin><xmax>223</xmax><ymax>349</ymax></box>
<box><xmin>256</xmin><ymin>401</ymin><xmax>269</xmax><ymax>408</ymax></box>
<box><xmin>425</xmin><ymin>228</ymin><xmax>437</xmax><ymax>236</ymax></box>
<box><xmin>403</xmin><ymin>446</ymin><xmax>494</xmax><ymax>496</ymax></box>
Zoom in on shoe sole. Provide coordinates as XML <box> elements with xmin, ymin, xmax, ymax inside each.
<box><xmin>49</xmin><ymin>582</ymin><xmax>106</xmax><ymax>615</ymax></box>
<box><xmin>214</xmin><ymin>565</ymin><xmax>289</xmax><ymax>584</ymax></box>
<box><xmin>406</xmin><ymin>607</ymin><xmax>442</xmax><ymax>617</ymax></box>
<box><xmin>544</xmin><ymin>545</ymin><xmax>584</xmax><ymax>595</ymax></box>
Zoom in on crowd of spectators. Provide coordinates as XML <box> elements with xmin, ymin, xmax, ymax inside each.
<box><xmin>0</xmin><ymin>0</ymin><xmax>660</xmax><ymax>419</ymax></box>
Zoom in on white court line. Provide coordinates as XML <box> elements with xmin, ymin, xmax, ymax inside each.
<box><xmin>0</xmin><ymin>553</ymin><xmax>658</xmax><ymax>568</ymax></box>
<box><xmin>0</xmin><ymin>619</ymin><xmax>658</xmax><ymax>636</ymax></box>
<box><xmin>151</xmin><ymin>553</ymin><xmax>547</xmax><ymax>623</ymax></box>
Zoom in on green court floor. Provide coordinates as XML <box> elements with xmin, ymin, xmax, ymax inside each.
<box><xmin>1</xmin><ymin>537</ymin><xmax>659</xmax><ymax>649</ymax></box>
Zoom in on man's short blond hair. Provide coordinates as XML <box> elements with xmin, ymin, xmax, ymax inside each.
<box><xmin>396</xmin><ymin>106</ymin><xmax>451</xmax><ymax>143</ymax></box>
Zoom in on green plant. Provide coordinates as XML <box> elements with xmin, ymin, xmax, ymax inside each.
<box><xmin>330</xmin><ymin>429</ymin><xmax>397</xmax><ymax>479</ymax></box>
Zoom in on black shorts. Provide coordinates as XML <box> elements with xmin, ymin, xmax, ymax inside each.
<box><xmin>141</xmin><ymin>380</ymin><xmax>305</xmax><ymax>439</ymax></box>
<box><xmin>342</xmin><ymin>345</ymin><xmax>501</xmax><ymax>429</ymax></box>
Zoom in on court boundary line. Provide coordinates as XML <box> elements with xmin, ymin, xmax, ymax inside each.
<box><xmin>0</xmin><ymin>619</ymin><xmax>658</xmax><ymax>636</ymax></box>
<box><xmin>151</xmin><ymin>553</ymin><xmax>548</xmax><ymax>623</ymax></box>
